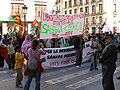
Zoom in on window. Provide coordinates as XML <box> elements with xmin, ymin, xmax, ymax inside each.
<box><xmin>65</xmin><ymin>10</ymin><xmax>67</xmax><ymax>14</ymax></box>
<box><xmin>85</xmin><ymin>6</ymin><xmax>89</xmax><ymax>14</ymax></box>
<box><xmin>65</xmin><ymin>1</ymin><xmax>67</xmax><ymax>8</ymax></box>
<box><xmin>92</xmin><ymin>0</ymin><xmax>96</xmax><ymax>2</ymax></box>
<box><xmin>80</xmin><ymin>0</ymin><xmax>83</xmax><ymax>5</ymax></box>
<box><xmin>99</xmin><ymin>16</ymin><xmax>102</xmax><ymax>23</ymax></box>
<box><xmin>69</xmin><ymin>0</ymin><xmax>72</xmax><ymax>7</ymax></box>
<box><xmin>69</xmin><ymin>10</ymin><xmax>72</xmax><ymax>14</ymax></box>
<box><xmin>74</xmin><ymin>0</ymin><xmax>77</xmax><ymax>6</ymax></box>
<box><xmin>114</xmin><ymin>4</ymin><xmax>116</xmax><ymax>12</ymax></box>
<box><xmin>99</xmin><ymin>4</ymin><xmax>103</xmax><ymax>13</ymax></box>
<box><xmin>80</xmin><ymin>8</ymin><xmax>83</xmax><ymax>12</ymax></box>
<box><xmin>86</xmin><ymin>18</ymin><xmax>89</xmax><ymax>23</ymax></box>
<box><xmin>86</xmin><ymin>0</ymin><xmax>89</xmax><ymax>4</ymax></box>
<box><xmin>38</xmin><ymin>11</ymin><xmax>40</xmax><ymax>17</ymax></box>
<box><xmin>92</xmin><ymin>17</ymin><xmax>96</xmax><ymax>24</ymax></box>
<box><xmin>92</xmin><ymin>5</ymin><xmax>96</xmax><ymax>13</ymax></box>
<box><xmin>74</xmin><ymin>9</ymin><xmax>77</xmax><ymax>13</ymax></box>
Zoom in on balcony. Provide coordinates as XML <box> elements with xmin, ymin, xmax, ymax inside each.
<box><xmin>91</xmin><ymin>0</ymin><xmax>96</xmax><ymax>3</ymax></box>
<box><xmin>91</xmin><ymin>12</ymin><xmax>96</xmax><ymax>16</ymax></box>
<box><xmin>98</xmin><ymin>0</ymin><xmax>103</xmax><ymax>2</ymax></box>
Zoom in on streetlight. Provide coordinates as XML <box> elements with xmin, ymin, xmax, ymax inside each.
<box><xmin>22</xmin><ymin>5</ymin><xmax>28</xmax><ymax>33</ymax></box>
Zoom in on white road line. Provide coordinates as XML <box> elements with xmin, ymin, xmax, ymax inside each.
<box><xmin>0</xmin><ymin>78</ymin><xmax>15</xmax><ymax>83</ymax></box>
<box><xmin>45</xmin><ymin>69</ymin><xmax>90</xmax><ymax>84</ymax></box>
<box><xmin>0</xmin><ymin>71</ymin><xmax>7</xmax><ymax>74</ymax></box>
<box><xmin>66</xmin><ymin>66</ymin><xmax>120</xmax><ymax>89</ymax></box>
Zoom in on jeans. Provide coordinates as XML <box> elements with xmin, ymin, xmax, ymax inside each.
<box><xmin>24</xmin><ymin>70</ymin><xmax>41</xmax><ymax>90</ymax></box>
<box><xmin>90</xmin><ymin>52</ymin><xmax>97</xmax><ymax>69</ymax></box>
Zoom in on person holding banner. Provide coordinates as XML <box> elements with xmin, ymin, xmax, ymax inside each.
<box><xmin>74</xmin><ymin>35</ymin><xmax>84</xmax><ymax>67</ymax></box>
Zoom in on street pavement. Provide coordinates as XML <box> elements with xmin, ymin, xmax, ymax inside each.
<box><xmin>0</xmin><ymin>61</ymin><xmax>120</xmax><ymax>90</ymax></box>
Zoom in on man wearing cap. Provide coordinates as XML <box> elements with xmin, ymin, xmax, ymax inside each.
<box><xmin>99</xmin><ymin>36</ymin><xmax>118</xmax><ymax>90</ymax></box>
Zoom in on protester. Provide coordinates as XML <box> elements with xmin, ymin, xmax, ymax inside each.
<box><xmin>7</xmin><ymin>38</ymin><xmax>15</xmax><ymax>71</ymax></box>
<box><xmin>63</xmin><ymin>38</ymin><xmax>70</xmax><ymax>47</ymax></box>
<box><xmin>0</xmin><ymin>35</ymin><xmax>5</xmax><ymax>67</ymax></box>
<box><xmin>24</xmin><ymin>39</ymin><xmax>46</xmax><ymax>90</ymax></box>
<box><xmin>74</xmin><ymin>35</ymin><xmax>84</xmax><ymax>67</ymax></box>
<box><xmin>15</xmin><ymin>45</ymin><xmax>24</xmax><ymax>88</ymax></box>
<box><xmin>99</xmin><ymin>35</ymin><xmax>119</xmax><ymax>90</ymax></box>
<box><xmin>21</xmin><ymin>35</ymin><xmax>32</xmax><ymax>58</ymax></box>
<box><xmin>2</xmin><ymin>34</ymin><xmax>8</xmax><ymax>46</ymax></box>
<box><xmin>89</xmin><ymin>36</ymin><xmax>99</xmax><ymax>71</ymax></box>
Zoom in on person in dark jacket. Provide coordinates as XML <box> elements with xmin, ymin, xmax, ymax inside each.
<box><xmin>99</xmin><ymin>36</ymin><xmax>119</xmax><ymax>90</ymax></box>
<box><xmin>74</xmin><ymin>35</ymin><xmax>84</xmax><ymax>67</ymax></box>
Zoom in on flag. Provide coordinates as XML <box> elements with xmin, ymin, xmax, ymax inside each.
<box><xmin>83</xmin><ymin>24</ymin><xmax>89</xmax><ymax>38</ymax></box>
<box><xmin>31</xmin><ymin>19</ymin><xmax>38</xmax><ymax>29</ymax></box>
<box><xmin>15</xmin><ymin>13</ymin><xmax>23</xmax><ymax>27</ymax></box>
<box><xmin>100</xmin><ymin>22</ymin><xmax>106</xmax><ymax>30</ymax></box>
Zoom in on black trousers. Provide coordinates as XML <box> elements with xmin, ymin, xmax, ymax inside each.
<box><xmin>102</xmin><ymin>63</ymin><xmax>116</xmax><ymax>90</ymax></box>
<box><xmin>8</xmin><ymin>54</ymin><xmax>15</xmax><ymax>70</ymax></box>
<box><xmin>0</xmin><ymin>54</ymin><xmax>4</xmax><ymax>67</ymax></box>
<box><xmin>76</xmin><ymin>50</ymin><xmax>82</xmax><ymax>66</ymax></box>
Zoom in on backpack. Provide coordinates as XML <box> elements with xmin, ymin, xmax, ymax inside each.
<box><xmin>28</xmin><ymin>49</ymin><xmax>38</xmax><ymax>71</ymax></box>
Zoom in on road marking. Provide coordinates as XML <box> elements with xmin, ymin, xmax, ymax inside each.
<box><xmin>45</xmin><ymin>69</ymin><xmax>90</xmax><ymax>84</ymax></box>
<box><xmin>0</xmin><ymin>78</ymin><xmax>15</xmax><ymax>83</ymax></box>
<box><xmin>0</xmin><ymin>71</ymin><xmax>7</xmax><ymax>74</ymax></box>
<box><xmin>66</xmin><ymin>66</ymin><xmax>120</xmax><ymax>89</ymax></box>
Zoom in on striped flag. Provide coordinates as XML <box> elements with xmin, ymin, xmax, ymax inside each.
<box><xmin>15</xmin><ymin>13</ymin><xmax>23</xmax><ymax>27</ymax></box>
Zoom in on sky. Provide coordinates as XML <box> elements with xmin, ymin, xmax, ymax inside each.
<box><xmin>45</xmin><ymin>0</ymin><xmax>56</xmax><ymax>13</ymax></box>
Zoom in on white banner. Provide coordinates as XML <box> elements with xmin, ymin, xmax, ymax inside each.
<box><xmin>43</xmin><ymin>46</ymin><xmax>76</xmax><ymax>67</ymax></box>
<box><xmin>82</xmin><ymin>41</ymin><xmax>94</xmax><ymax>61</ymax></box>
<box><xmin>40</xmin><ymin>13</ymin><xmax>84</xmax><ymax>39</ymax></box>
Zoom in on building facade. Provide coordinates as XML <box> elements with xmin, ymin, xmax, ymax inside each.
<box><xmin>0</xmin><ymin>0</ymin><xmax>47</xmax><ymax>35</ymax></box>
<box><xmin>53</xmin><ymin>0</ymin><xmax>120</xmax><ymax>33</ymax></box>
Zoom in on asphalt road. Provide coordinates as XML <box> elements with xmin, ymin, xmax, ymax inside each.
<box><xmin>0</xmin><ymin>61</ymin><xmax>120</xmax><ymax>90</ymax></box>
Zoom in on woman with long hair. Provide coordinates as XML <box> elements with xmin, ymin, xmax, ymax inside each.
<box><xmin>24</xmin><ymin>39</ymin><xmax>46</xmax><ymax>90</ymax></box>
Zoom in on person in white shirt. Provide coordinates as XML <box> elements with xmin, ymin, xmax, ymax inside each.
<box><xmin>89</xmin><ymin>36</ymin><xmax>100</xmax><ymax>71</ymax></box>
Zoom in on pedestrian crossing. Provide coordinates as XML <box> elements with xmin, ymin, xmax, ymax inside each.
<box><xmin>44</xmin><ymin>65</ymin><xmax>120</xmax><ymax>90</ymax></box>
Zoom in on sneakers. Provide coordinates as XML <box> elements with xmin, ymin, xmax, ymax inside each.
<box><xmin>89</xmin><ymin>68</ymin><xmax>93</xmax><ymax>71</ymax></box>
<box><xmin>95</xmin><ymin>68</ymin><xmax>98</xmax><ymax>70</ymax></box>
<box><xmin>76</xmin><ymin>65</ymin><xmax>80</xmax><ymax>68</ymax></box>
<box><xmin>89</xmin><ymin>68</ymin><xmax>98</xmax><ymax>71</ymax></box>
<box><xmin>16</xmin><ymin>84</ymin><xmax>23</xmax><ymax>88</ymax></box>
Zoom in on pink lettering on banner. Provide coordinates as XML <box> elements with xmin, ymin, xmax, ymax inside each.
<box><xmin>50</xmin><ymin>61</ymin><xmax>60</xmax><ymax>66</ymax></box>
<box><xmin>52</xmin><ymin>34</ymin><xmax>59</xmax><ymax>38</ymax></box>
<box><xmin>61</xmin><ymin>59</ymin><xmax>76</xmax><ymax>65</ymax></box>
<box><xmin>43</xmin><ymin>13</ymin><xmax>83</xmax><ymax>23</ymax></box>
<box><xmin>65</xmin><ymin>31</ymin><xmax>73</xmax><ymax>36</ymax></box>
<box><xmin>79</xmin><ymin>13</ymin><xmax>84</xmax><ymax>18</ymax></box>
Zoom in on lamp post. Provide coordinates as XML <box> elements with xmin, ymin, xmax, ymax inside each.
<box><xmin>22</xmin><ymin>5</ymin><xmax>28</xmax><ymax>33</ymax></box>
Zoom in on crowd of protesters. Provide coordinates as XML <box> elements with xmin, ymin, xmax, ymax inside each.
<box><xmin>0</xmin><ymin>31</ymin><xmax>120</xmax><ymax>90</ymax></box>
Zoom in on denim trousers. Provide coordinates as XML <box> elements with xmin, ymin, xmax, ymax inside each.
<box><xmin>24</xmin><ymin>70</ymin><xmax>41</xmax><ymax>90</ymax></box>
<box><xmin>90</xmin><ymin>52</ymin><xmax>97</xmax><ymax>69</ymax></box>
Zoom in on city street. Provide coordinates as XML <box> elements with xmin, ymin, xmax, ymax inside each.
<box><xmin>0</xmin><ymin>62</ymin><xmax>120</xmax><ymax>90</ymax></box>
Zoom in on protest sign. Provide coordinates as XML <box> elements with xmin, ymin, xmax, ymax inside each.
<box><xmin>40</xmin><ymin>13</ymin><xmax>84</xmax><ymax>39</ymax></box>
<box><xmin>82</xmin><ymin>41</ymin><xmax>94</xmax><ymax>62</ymax></box>
<box><xmin>43</xmin><ymin>46</ymin><xmax>76</xmax><ymax>67</ymax></box>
